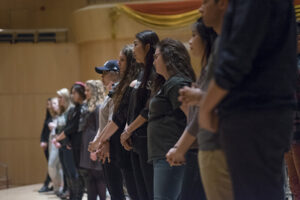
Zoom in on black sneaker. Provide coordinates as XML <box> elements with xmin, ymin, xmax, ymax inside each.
<box><xmin>38</xmin><ymin>185</ymin><xmax>50</xmax><ymax>193</ymax></box>
<box><xmin>60</xmin><ymin>190</ymin><xmax>70</xmax><ymax>199</ymax></box>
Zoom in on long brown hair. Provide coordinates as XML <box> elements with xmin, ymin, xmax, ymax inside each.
<box><xmin>113</xmin><ymin>45</ymin><xmax>141</xmax><ymax>112</ymax></box>
<box><xmin>153</xmin><ymin>38</ymin><xmax>196</xmax><ymax>92</ymax></box>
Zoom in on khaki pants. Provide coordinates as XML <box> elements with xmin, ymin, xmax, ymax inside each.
<box><xmin>198</xmin><ymin>150</ymin><xmax>233</xmax><ymax>200</ymax></box>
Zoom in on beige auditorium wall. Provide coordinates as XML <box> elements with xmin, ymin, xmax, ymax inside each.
<box><xmin>73</xmin><ymin>3</ymin><xmax>202</xmax><ymax>81</ymax></box>
<box><xmin>0</xmin><ymin>43</ymin><xmax>80</xmax><ymax>185</ymax></box>
<box><xmin>0</xmin><ymin>0</ymin><xmax>87</xmax><ymax>41</ymax></box>
<box><xmin>0</xmin><ymin>0</ymin><xmax>201</xmax><ymax>186</ymax></box>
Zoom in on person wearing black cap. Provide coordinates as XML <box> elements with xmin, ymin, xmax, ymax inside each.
<box><xmin>91</xmin><ymin>60</ymin><xmax>128</xmax><ymax>200</ymax></box>
<box><xmin>53</xmin><ymin>82</ymin><xmax>86</xmax><ymax>200</ymax></box>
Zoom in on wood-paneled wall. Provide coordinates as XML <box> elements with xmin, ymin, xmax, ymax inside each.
<box><xmin>0</xmin><ymin>1</ymin><xmax>202</xmax><ymax>186</ymax></box>
<box><xmin>0</xmin><ymin>43</ymin><xmax>80</xmax><ymax>185</ymax></box>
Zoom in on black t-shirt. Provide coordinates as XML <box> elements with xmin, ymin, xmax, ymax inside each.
<box><xmin>147</xmin><ymin>75</ymin><xmax>191</xmax><ymax>162</ymax></box>
<box><xmin>127</xmin><ymin>69</ymin><xmax>153</xmax><ymax>137</ymax></box>
<box><xmin>111</xmin><ymin>86</ymin><xmax>134</xmax><ymax>168</ymax></box>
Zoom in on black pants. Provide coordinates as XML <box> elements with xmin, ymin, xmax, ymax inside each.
<box><xmin>180</xmin><ymin>149</ymin><xmax>206</xmax><ymax>200</ymax></box>
<box><xmin>43</xmin><ymin>148</ymin><xmax>51</xmax><ymax>186</ymax></box>
<box><xmin>59</xmin><ymin>146</ymin><xmax>84</xmax><ymax>200</ymax></box>
<box><xmin>58</xmin><ymin>148</ymin><xmax>68</xmax><ymax>192</ymax></box>
<box><xmin>220</xmin><ymin>109</ymin><xmax>293</xmax><ymax>200</ymax></box>
<box><xmin>80</xmin><ymin>169</ymin><xmax>106</xmax><ymax>200</ymax></box>
<box><xmin>103</xmin><ymin>158</ymin><xmax>139</xmax><ymax>200</ymax></box>
<box><xmin>131</xmin><ymin>136</ymin><xmax>153</xmax><ymax>200</ymax></box>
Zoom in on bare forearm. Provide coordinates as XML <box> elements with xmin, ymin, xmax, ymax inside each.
<box><xmin>56</xmin><ymin>132</ymin><xmax>66</xmax><ymax>141</ymax></box>
<box><xmin>93</xmin><ymin>126</ymin><xmax>107</xmax><ymax>143</ymax></box>
<box><xmin>126</xmin><ymin>115</ymin><xmax>147</xmax><ymax>134</ymax></box>
<box><xmin>200</xmin><ymin>80</ymin><xmax>229</xmax><ymax>112</ymax></box>
<box><xmin>175</xmin><ymin>130</ymin><xmax>196</xmax><ymax>154</ymax></box>
<box><xmin>99</xmin><ymin>121</ymin><xmax>119</xmax><ymax>142</ymax></box>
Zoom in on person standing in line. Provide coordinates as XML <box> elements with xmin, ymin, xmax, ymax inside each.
<box><xmin>79</xmin><ymin>80</ymin><xmax>107</xmax><ymax>200</ymax></box>
<box><xmin>54</xmin><ymin>88</ymin><xmax>73</xmax><ymax>199</ymax></box>
<box><xmin>166</xmin><ymin>1</ymin><xmax>233</xmax><ymax>200</ymax></box>
<box><xmin>179</xmin><ymin>17</ymin><xmax>217</xmax><ymax>200</ymax></box>
<box><xmin>120</xmin><ymin>30</ymin><xmax>160</xmax><ymax>200</ymax></box>
<box><xmin>285</xmin><ymin>24</ymin><xmax>300</xmax><ymax>200</ymax></box>
<box><xmin>198</xmin><ymin>0</ymin><xmax>297</xmax><ymax>200</ymax></box>
<box><xmin>89</xmin><ymin>46</ymin><xmax>140</xmax><ymax>200</ymax></box>
<box><xmin>39</xmin><ymin>98</ymin><xmax>53</xmax><ymax>193</ymax></box>
<box><xmin>47</xmin><ymin>97</ymin><xmax>64</xmax><ymax>195</ymax></box>
<box><xmin>90</xmin><ymin>60</ymin><xmax>127</xmax><ymax>200</ymax></box>
<box><xmin>54</xmin><ymin>83</ymin><xmax>86</xmax><ymax>200</ymax></box>
<box><xmin>148</xmin><ymin>38</ymin><xmax>196</xmax><ymax>200</ymax></box>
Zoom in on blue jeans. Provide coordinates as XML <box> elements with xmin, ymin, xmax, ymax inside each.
<box><xmin>153</xmin><ymin>159</ymin><xmax>185</xmax><ymax>200</ymax></box>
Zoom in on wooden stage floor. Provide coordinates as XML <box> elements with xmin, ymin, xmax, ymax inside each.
<box><xmin>0</xmin><ymin>184</ymin><xmax>88</xmax><ymax>200</ymax></box>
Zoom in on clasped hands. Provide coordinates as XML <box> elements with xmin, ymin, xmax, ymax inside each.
<box><xmin>166</xmin><ymin>85</ymin><xmax>219</xmax><ymax>166</ymax></box>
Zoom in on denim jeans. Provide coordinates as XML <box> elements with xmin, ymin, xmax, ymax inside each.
<box><xmin>131</xmin><ymin>136</ymin><xmax>154</xmax><ymax>200</ymax></box>
<box><xmin>180</xmin><ymin>149</ymin><xmax>206</xmax><ymax>200</ymax></box>
<box><xmin>153</xmin><ymin>159</ymin><xmax>185</xmax><ymax>200</ymax></box>
<box><xmin>59</xmin><ymin>146</ymin><xmax>84</xmax><ymax>200</ymax></box>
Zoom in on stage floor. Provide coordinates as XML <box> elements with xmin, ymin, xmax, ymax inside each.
<box><xmin>0</xmin><ymin>184</ymin><xmax>88</xmax><ymax>200</ymax></box>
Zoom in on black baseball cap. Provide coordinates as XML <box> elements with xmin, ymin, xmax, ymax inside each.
<box><xmin>95</xmin><ymin>60</ymin><xmax>119</xmax><ymax>74</ymax></box>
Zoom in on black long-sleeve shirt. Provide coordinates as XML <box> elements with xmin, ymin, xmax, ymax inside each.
<box><xmin>40</xmin><ymin>110</ymin><xmax>51</xmax><ymax>143</ymax></box>
<box><xmin>64</xmin><ymin>104</ymin><xmax>82</xmax><ymax>149</ymax></box>
<box><xmin>215</xmin><ymin>0</ymin><xmax>297</xmax><ymax>117</ymax></box>
<box><xmin>112</xmin><ymin>86</ymin><xmax>133</xmax><ymax>128</ymax></box>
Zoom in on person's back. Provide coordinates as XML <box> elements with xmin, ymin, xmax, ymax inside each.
<box><xmin>216</xmin><ymin>0</ymin><xmax>297</xmax><ymax>115</ymax></box>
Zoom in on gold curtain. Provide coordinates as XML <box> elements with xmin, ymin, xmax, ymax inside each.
<box><xmin>116</xmin><ymin>4</ymin><xmax>201</xmax><ymax>29</ymax></box>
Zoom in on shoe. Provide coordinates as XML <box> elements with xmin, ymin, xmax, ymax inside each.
<box><xmin>48</xmin><ymin>186</ymin><xmax>53</xmax><ymax>191</ymax></box>
<box><xmin>38</xmin><ymin>185</ymin><xmax>51</xmax><ymax>193</ymax></box>
<box><xmin>60</xmin><ymin>190</ymin><xmax>70</xmax><ymax>199</ymax></box>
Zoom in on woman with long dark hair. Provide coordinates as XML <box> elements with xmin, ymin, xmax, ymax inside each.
<box><xmin>119</xmin><ymin>30</ymin><xmax>159</xmax><ymax>200</ymax></box>
<box><xmin>179</xmin><ymin>18</ymin><xmax>217</xmax><ymax>200</ymax></box>
<box><xmin>89</xmin><ymin>45</ymin><xmax>140</xmax><ymax>200</ymax></box>
<box><xmin>148</xmin><ymin>38</ymin><xmax>196</xmax><ymax>200</ymax></box>
<box><xmin>39</xmin><ymin>98</ymin><xmax>53</xmax><ymax>193</ymax></box>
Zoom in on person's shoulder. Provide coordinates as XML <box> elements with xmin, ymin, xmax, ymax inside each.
<box><xmin>167</xmin><ymin>75</ymin><xmax>191</xmax><ymax>87</ymax></box>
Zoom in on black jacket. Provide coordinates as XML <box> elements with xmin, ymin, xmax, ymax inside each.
<box><xmin>215</xmin><ymin>0</ymin><xmax>297</xmax><ymax>116</ymax></box>
<box><xmin>64</xmin><ymin>104</ymin><xmax>82</xmax><ymax>149</ymax></box>
<box><xmin>40</xmin><ymin>110</ymin><xmax>51</xmax><ymax>143</ymax></box>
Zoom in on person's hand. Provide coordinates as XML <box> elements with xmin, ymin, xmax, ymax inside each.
<box><xmin>122</xmin><ymin>138</ymin><xmax>133</xmax><ymax>151</ymax></box>
<box><xmin>90</xmin><ymin>152</ymin><xmax>98</xmax><ymax>161</ymax></box>
<box><xmin>198</xmin><ymin>109</ymin><xmax>219</xmax><ymax>133</ymax></box>
<box><xmin>88</xmin><ymin>140</ymin><xmax>101</xmax><ymax>153</ymax></box>
<box><xmin>166</xmin><ymin>147</ymin><xmax>186</xmax><ymax>166</ymax></box>
<box><xmin>40</xmin><ymin>142</ymin><xmax>48</xmax><ymax>151</ymax></box>
<box><xmin>97</xmin><ymin>142</ymin><xmax>111</xmax><ymax>164</ymax></box>
<box><xmin>178</xmin><ymin>86</ymin><xmax>204</xmax><ymax>106</ymax></box>
<box><xmin>48</xmin><ymin>122</ymin><xmax>57</xmax><ymax>131</ymax></box>
<box><xmin>52</xmin><ymin>138</ymin><xmax>61</xmax><ymax>149</ymax></box>
<box><xmin>120</xmin><ymin>130</ymin><xmax>132</xmax><ymax>151</ymax></box>
<box><xmin>120</xmin><ymin>130</ymin><xmax>131</xmax><ymax>144</ymax></box>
